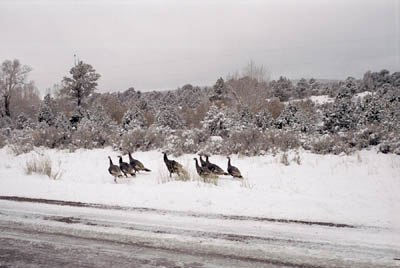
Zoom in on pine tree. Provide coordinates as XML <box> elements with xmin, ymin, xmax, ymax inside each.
<box><xmin>275</xmin><ymin>103</ymin><xmax>315</xmax><ymax>132</ymax></box>
<box><xmin>155</xmin><ymin>106</ymin><xmax>184</xmax><ymax>130</ymax></box>
<box><xmin>70</xmin><ymin>106</ymin><xmax>87</xmax><ymax>129</ymax></box>
<box><xmin>201</xmin><ymin>105</ymin><xmax>233</xmax><ymax>137</ymax></box>
<box><xmin>60</xmin><ymin>60</ymin><xmax>101</xmax><ymax>106</ymax></box>
<box><xmin>237</xmin><ymin>105</ymin><xmax>254</xmax><ymax>128</ymax></box>
<box><xmin>275</xmin><ymin>103</ymin><xmax>299</xmax><ymax>129</ymax></box>
<box><xmin>323</xmin><ymin>78</ymin><xmax>358</xmax><ymax>132</ymax></box>
<box><xmin>37</xmin><ymin>94</ymin><xmax>56</xmax><ymax>126</ymax></box>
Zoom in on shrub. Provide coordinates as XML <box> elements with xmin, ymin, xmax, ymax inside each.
<box><xmin>70</xmin><ymin>119</ymin><xmax>109</xmax><ymax>149</ymax></box>
<box><xmin>24</xmin><ymin>154</ymin><xmax>63</xmax><ymax>180</ymax></box>
<box><xmin>226</xmin><ymin>129</ymin><xmax>265</xmax><ymax>156</ymax></box>
<box><xmin>119</xmin><ymin>129</ymin><xmax>147</xmax><ymax>153</ymax></box>
<box><xmin>280</xmin><ymin>152</ymin><xmax>289</xmax><ymax>166</ymax></box>
<box><xmin>9</xmin><ymin>142</ymin><xmax>34</xmax><ymax>156</ymax></box>
<box><xmin>0</xmin><ymin>133</ymin><xmax>6</xmax><ymax>148</ymax></box>
<box><xmin>265</xmin><ymin>130</ymin><xmax>301</xmax><ymax>152</ymax></box>
<box><xmin>32</xmin><ymin>127</ymin><xmax>70</xmax><ymax>149</ymax></box>
<box><xmin>7</xmin><ymin>130</ymin><xmax>34</xmax><ymax>155</ymax></box>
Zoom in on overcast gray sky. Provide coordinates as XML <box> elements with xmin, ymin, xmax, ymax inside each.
<box><xmin>0</xmin><ymin>0</ymin><xmax>399</xmax><ymax>93</ymax></box>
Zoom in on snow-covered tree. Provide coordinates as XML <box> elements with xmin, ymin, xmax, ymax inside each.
<box><xmin>37</xmin><ymin>94</ymin><xmax>56</xmax><ymax>126</ymax></box>
<box><xmin>309</xmin><ymin>78</ymin><xmax>320</xmax><ymax>91</ymax></box>
<box><xmin>0</xmin><ymin>59</ymin><xmax>32</xmax><ymax>117</ymax></box>
<box><xmin>295</xmin><ymin>78</ymin><xmax>310</xmax><ymax>99</ymax></box>
<box><xmin>275</xmin><ymin>103</ymin><xmax>299</xmax><ymax>129</ymax></box>
<box><xmin>87</xmin><ymin>103</ymin><xmax>117</xmax><ymax>130</ymax></box>
<box><xmin>323</xmin><ymin>78</ymin><xmax>358</xmax><ymax>132</ymax></box>
<box><xmin>54</xmin><ymin>113</ymin><xmax>71</xmax><ymax>130</ymax></box>
<box><xmin>379</xmin><ymin>85</ymin><xmax>400</xmax><ymax>131</ymax></box>
<box><xmin>213</xmin><ymin>77</ymin><xmax>226</xmax><ymax>96</ymax></box>
<box><xmin>175</xmin><ymin>84</ymin><xmax>204</xmax><ymax>108</ymax></box>
<box><xmin>121</xmin><ymin>106</ymin><xmax>147</xmax><ymax>131</ymax></box>
<box><xmin>202</xmin><ymin>105</ymin><xmax>233</xmax><ymax>137</ymax></box>
<box><xmin>69</xmin><ymin>106</ymin><xmax>87</xmax><ymax>129</ymax></box>
<box><xmin>357</xmin><ymin>93</ymin><xmax>383</xmax><ymax>126</ymax></box>
<box><xmin>60</xmin><ymin>60</ymin><xmax>101</xmax><ymax>106</ymax></box>
<box><xmin>270</xmin><ymin>76</ymin><xmax>293</xmax><ymax>101</ymax></box>
<box><xmin>255</xmin><ymin>109</ymin><xmax>274</xmax><ymax>130</ymax></box>
<box><xmin>155</xmin><ymin>106</ymin><xmax>184</xmax><ymax>130</ymax></box>
<box><xmin>16</xmin><ymin>113</ymin><xmax>31</xmax><ymax>130</ymax></box>
<box><xmin>237</xmin><ymin>105</ymin><xmax>254</xmax><ymax>127</ymax></box>
<box><xmin>275</xmin><ymin>103</ymin><xmax>315</xmax><ymax>132</ymax></box>
<box><xmin>391</xmin><ymin>72</ymin><xmax>400</xmax><ymax>87</ymax></box>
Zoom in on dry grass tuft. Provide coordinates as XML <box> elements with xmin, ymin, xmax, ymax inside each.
<box><xmin>24</xmin><ymin>155</ymin><xmax>63</xmax><ymax>180</ymax></box>
<box><xmin>280</xmin><ymin>152</ymin><xmax>290</xmax><ymax>166</ymax></box>
<box><xmin>9</xmin><ymin>143</ymin><xmax>34</xmax><ymax>156</ymax></box>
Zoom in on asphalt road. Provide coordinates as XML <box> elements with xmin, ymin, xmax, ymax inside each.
<box><xmin>0</xmin><ymin>196</ymin><xmax>399</xmax><ymax>268</ymax></box>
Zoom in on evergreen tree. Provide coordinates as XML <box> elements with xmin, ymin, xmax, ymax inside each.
<box><xmin>390</xmin><ymin>72</ymin><xmax>400</xmax><ymax>87</ymax></box>
<box><xmin>54</xmin><ymin>113</ymin><xmax>71</xmax><ymax>130</ymax></box>
<box><xmin>275</xmin><ymin>103</ymin><xmax>315</xmax><ymax>132</ymax></box>
<box><xmin>323</xmin><ymin>78</ymin><xmax>358</xmax><ymax>132</ymax></box>
<box><xmin>60</xmin><ymin>60</ymin><xmax>101</xmax><ymax>106</ymax></box>
<box><xmin>155</xmin><ymin>106</ymin><xmax>184</xmax><ymax>130</ymax></box>
<box><xmin>37</xmin><ymin>94</ymin><xmax>56</xmax><ymax>126</ymax></box>
<box><xmin>87</xmin><ymin>103</ymin><xmax>116</xmax><ymax>130</ymax></box>
<box><xmin>255</xmin><ymin>109</ymin><xmax>273</xmax><ymax>130</ymax></box>
<box><xmin>237</xmin><ymin>105</ymin><xmax>254</xmax><ymax>127</ymax></box>
<box><xmin>270</xmin><ymin>76</ymin><xmax>293</xmax><ymax>101</ymax></box>
<box><xmin>202</xmin><ymin>105</ymin><xmax>233</xmax><ymax>137</ymax></box>
<box><xmin>213</xmin><ymin>77</ymin><xmax>225</xmax><ymax>95</ymax></box>
<box><xmin>275</xmin><ymin>103</ymin><xmax>299</xmax><ymax>129</ymax></box>
<box><xmin>70</xmin><ymin>106</ymin><xmax>87</xmax><ymax>129</ymax></box>
<box><xmin>16</xmin><ymin>113</ymin><xmax>31</xmax><ymax>129</ymax></box>
<box><xmin>295</xmin><ymin>78</ymin><xmax>310</xmax><ymax>98</ymax></box>
<box><xmin>121</xmin><ymin>106</ymin><xmax>147</xmax><ymax>131</ymax></box>
<box><xmin>357</xmin><ymin>93</ymin><xmax>383</xmax><ymax>126</ymax></box>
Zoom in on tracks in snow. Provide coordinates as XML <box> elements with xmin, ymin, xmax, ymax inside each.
<box><xmin>0</xmin><ymin>195</ymin><xmax>355</xmax><ymax>228</ymax></box>
<box><xmin>0</xmin><ymin>196</ymin><xmax>399</xmax><ymax>267</ymax></box>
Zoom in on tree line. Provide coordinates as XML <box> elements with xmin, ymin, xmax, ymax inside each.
<box><xmin>1</xmin><ymin>58</ymin><xmax>399</xmax><ymax>156</ymax></box>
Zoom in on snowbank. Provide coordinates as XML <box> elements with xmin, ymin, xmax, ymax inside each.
<box><xmin>0</xmin><ymin>146</ymin><xmax>399</xmax><ymax>229</ymax></box>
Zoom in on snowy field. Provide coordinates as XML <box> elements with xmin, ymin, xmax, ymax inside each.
<box><xmin>0</xmin><ymin>146</ymin><xmax>399</xmax><ymax>229</ymax></box>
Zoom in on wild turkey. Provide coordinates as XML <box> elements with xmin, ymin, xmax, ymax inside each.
<box><xmin>128</xmin><ymin>152</ymin><xmax>151</xmax><ymax>173</ymax></box>
<box><xmin>198</xmin><ymin>154</ymin><xmax>207</xmax><ymax>168</ymax></box>
<box><xmin>205</xmin><ymin>155</ymin><xmax>229</xmax><ymax>176</ymax></box>
<box><xmin>163</xmin><ymin>152</ymin><xmax>184</xmax><ymax>177</ymax></box>
<box><xmin>108</xmin><ymin>156</ymin><xmax>123</xmax><ymax>183</ymax></box>
<box><xmin>227</xmin><ymin>156</ymin><xmax>243</xmax><ymax>179</ymax></box>
<box><xmin>194</xmin><ymin>158</ymin><xmax>218</xmax><ymax>181</ymax></box>
<box><xmin>118</xmin><ymin>156</ymin><xmax>136</xmax><ymax>177</ymax></box>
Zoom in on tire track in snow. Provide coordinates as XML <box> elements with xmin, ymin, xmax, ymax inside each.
<box><xmin>0</xmin><ymin>195</ymin><xmax>355</xmax><ymax>228</ymax></box>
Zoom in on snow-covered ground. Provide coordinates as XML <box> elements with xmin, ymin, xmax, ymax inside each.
<box><xmin>309</xmin><ymin>95</ymin><xmax>334</xmax><ymax>104</ymax></box>
<box><xmin>0</xmin><ymin>146</ymin><xmax>399</xmax><ymax>229</ymax></box>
